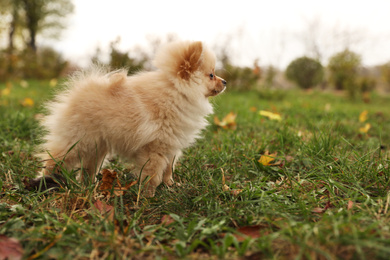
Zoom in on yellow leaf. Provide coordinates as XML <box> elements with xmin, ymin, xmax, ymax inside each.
<box><xmin>49</xmin><ymin>78</ymin><xmax>58</xmax><ymax>87</ymax></box>
<box><xmin>1</xmin><ymin>88</ymin><xmax>11</xmax><ymax>96</ymax></box>
<box><xmin>259</xmin><ymin>110</ymin><xmax>282</xmax><ymax>121</ymax></box>
<box><xmin>22</xmin><ymin>97</ymin><xmax>34</xmax><ymax>107</ymax></box>
<box><xmin>223</xmin><ymin>184</ymin><xmax>230</xmax><ymax>191</ymax></box>
<box><xmin>20</xmin><ymin>80</ymin><xmax>29</xmax><ymax>88</ymax></box>
<box><xmin>214</xmin><ymin>112</ymin><xmax>237</xmax><ymax>129</ymax></box>
<box><xmin>359</xmin><ymin>123</ymin><xmax>371</xmax><ymax>134</ymax></box>
<box><xmin>359</xmin><ymin>110</ymin><xmax>368</xmax><ymax>122</ymax></box>
<box><xmin>258</xmin><ymin>151</ymin><xmax>277</xmax><ymax>166</ymax></box>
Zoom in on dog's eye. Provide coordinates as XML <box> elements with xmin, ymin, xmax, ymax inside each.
<box><xmin>209</xmin><ymin>73</ymin><xmax>214</xmax><ymax>79</ymax></box>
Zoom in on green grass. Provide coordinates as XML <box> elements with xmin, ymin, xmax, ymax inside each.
<box><xmin>1</xmin><ymin>80</ymin><xmax>390</xmax><ymax>259</ymax></box>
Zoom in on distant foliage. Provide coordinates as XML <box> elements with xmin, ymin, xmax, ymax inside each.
<box><xmin>285</xmin><ymin>56</ymin><xmax>324</xmax><ymax>89</ymax></box>
<box><xmin>381</xmin><ymin>62</ymin><xmax>390</xmax><ymax>89</ymax></box>
<box><xmin>0</xmin><ymin>47</ymin><xmax>67</xmax><ymax>80</ymax></box>
<box><xmin>328</xmin><ymin>49</ymin><xmax>361</xmax><ymax>97</ymax></box>
<box><xmin>218</xmin><ymin>64</ymin><xmax>260</xmax><ymax>91</ymax></box>
<box><xmin>92</xmin><ymin>37</ymin><xmax>146</xmax><ymax>75</ymax></box>
<box><xmin>263</xmin><ymin>65</ymin><xmax>277</xmax><ymax>88</ymax></box>
<box><xmin>108</xmin><ymin>38</ymin><xmax>145</xmax><ymax>75</ymax></box>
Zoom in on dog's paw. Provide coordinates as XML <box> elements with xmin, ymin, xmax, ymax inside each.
<box><xmin>144</xmin><ymin>186</ymin><xmax>156</xmax><ymax>198</ymax></box>
<box><xmin>163</xmin><ymin>178</ymin><xmax>175</xmax><ymax>186</ymax></box>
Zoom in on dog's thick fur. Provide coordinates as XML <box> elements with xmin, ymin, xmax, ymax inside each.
<box><xmin>39</xmin><ymin>41</ymin><xmax>226</xmax><ymax>196</ymax></box>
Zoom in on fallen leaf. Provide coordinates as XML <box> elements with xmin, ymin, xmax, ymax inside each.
<box><xmin>234</xmin><ymin>225</ymin><xmax>264</xmax><ymax>242</ymax></box>
<box><xmin>94</xmin><ymin>200</ymin><xmax>114</xmax><ymax>221</ymax></box>
<box><xmin>312</xmin><ymin>201</ymin><xmax>332</xmax><ymax>214</ymax></box>
<box><xmin>22</xmin><ymin>97</ymin><xmax>34</xmax><ymax>107</ymax></box>
<box><xmin>359</xmin><ymin>110</ymin><xmax>368</xmax><ymax>122</ymax></box>
<box><xmin>258</xmin><ymin>151</ymin><xmax>277</xmax><ymax>166</ymax></box>
<box><xmin>214</xmin><ymin>112</ymin><xmax>237</xmax><ymax>130</ymax></box>
<box><xmin>347</xmin><ymin>200</ymin><xmax>354</xmax><ymax>210</ymax></box>
<box><xmin>20</xmin><ymin>80</ymin><xmax>29</xmax><ymax>88</ymax></box>
<box><xmin>250</xmin><ymin>106</ymin><xmax>257</xmax><ymax>112</ymax></box>
<box><xmin>311</xmin><ymin>207</ymin><xmax>326</xmax><ymax>213</ymax></box>
<box><xmin>49</xmin><ymin>78</ymin><xmax>58</xmax><ymax>87</ymax></box>
<box><xmin>230</xmin><ymin>189</ymin><xmax>243</xmax><ymax>196</ymax></box>
<box><xmin>259</xmin><ymin>110</ymin><xmax>282</xmax><ymax>121</ymax></box>
<box><xmin>0</xmin><ymin>235</ymin><xmax>23</xmax><ymax>260</ymax></box>
<box><xmin>161</xmin><ymin>215</ymin><xmax>175</xmax><ymax>226</ymax></box>
<box><xmin>359</xmin><ymin>123</ymin><xmax>371</xmax><ymax>134</ymax></box>
<box><xmin>99</xmin><ymin>169</ymin><xmax>118</xmax><ymax>193</ymax></box>
<box><xmin>99</xmin><ymin>169</ymin><xmax>137</xmax><ymax>196</ymax></box>
<box><xmin>1</xmin><ymin>87</ymin><xmax>11</xmax><ymax>96</ymax></box>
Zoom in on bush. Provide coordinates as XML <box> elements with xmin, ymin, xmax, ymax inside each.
<box><xmin>285</xmin><ymin>56</ymin><xmax>324</xmax><ymax>89</ymax></box>
<box><xmin>328</xmin><ymin>49</ymin><xmax>361</xmax><ymax>97</ymax></box>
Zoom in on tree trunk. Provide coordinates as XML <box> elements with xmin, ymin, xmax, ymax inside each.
<box><xmin>22</xmin><ymin>0</ymin><xmax>38</xmax><ymax>52</ymax></box>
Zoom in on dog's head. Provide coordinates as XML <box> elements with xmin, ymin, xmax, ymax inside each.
<box><xmin>153</xmin><ymin>41</ymin><xmax>226</xmax><ymax>97</ymax></box>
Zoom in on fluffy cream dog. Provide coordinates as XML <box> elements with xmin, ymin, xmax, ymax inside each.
<box><xmin>39</xmin><ymin>41</ymin><xmax>226</xmax><ymax>196</ymax></box>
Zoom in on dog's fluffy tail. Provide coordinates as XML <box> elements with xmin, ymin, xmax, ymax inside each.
<box><xmin>36</xmin><ymin>65</ymin><xmax>128</xmax><ymax>172</ymax></box>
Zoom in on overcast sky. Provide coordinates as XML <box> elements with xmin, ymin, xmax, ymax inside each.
<box><xmin>44</xmin><ymin>0</ymin><xmax>390</xmax><ymax>69</ymax></box>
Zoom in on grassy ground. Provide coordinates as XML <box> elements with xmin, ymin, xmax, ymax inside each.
<box><xmin>1</xmin><ymin>80</ymin><xmax>390</xmax><ymax>259</ymax></box>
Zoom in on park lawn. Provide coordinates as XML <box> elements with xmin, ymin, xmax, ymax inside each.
<box><xmin>1</xmin><ymin>79</ymin><xmax>390</xmax><ymax>259</ymax></box>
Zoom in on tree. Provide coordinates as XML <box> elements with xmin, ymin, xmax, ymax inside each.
<box><xmin>20</xmin><ymin>0</ymin><xmax>74</xmax><ymax>51</ymax></box>
<box><xmin>285</xmin><ymin>57</ymin><xmax>324</xmax><ymax>89</ymax></box>
<box><xmin>328</xmin><ymin>49</ymin><xmax>361</xmax><ymax>97</ymax></box>
<box><xmin>0</xmin><ymin>0</ymin><xmax>23</xmax><ymax>53</ymax></box>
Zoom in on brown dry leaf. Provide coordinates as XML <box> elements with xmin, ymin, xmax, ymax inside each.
<box><xmin>99</xmin><ymin>169</ymin><xmax>137</xmax><ymax>196</ymax></box>
<box><xmin>250</xmin><ymin>106</ymin><xmax>257</xmax><ymax>112</ymax></box>
<box><xmin>0</xmin><ymin>235</ymin><xmax>23</xmax><ymax>260</ymax></box>
<box><xmin>161</xmin><ymin>215</ymin><xmax>175</xmax><ymax>226</ymax></box>
<box><xmin>258</xmin><ymin>151</ymin><xmax>277</xmax><ymax>166</ymax></box>
<box><xmin>230</xmin><ymin>189</ymin><xmax>243</xmax><ymax>196</ymax></box>
<box><xmin>214</xmin><ymin>112</ymin><xmax>237</xmax><ymax>130</ymax></box>
<box><xmin>94</xmin><ymin>200</ymin><xmax>114</xmax><ymax>221</ymax></box>
<box><xmin>99</xmin><ymin>169</ymin><xmax>118</xmax><ymax>195</ymax></box>
<box><xmin>312</xmin><ymin>201</ymin><xmax>332</xmax><ymax>214</ymax></box>
<box><xmin>234</xmin><ymin>225</ymin><xmax>264</xmax><ymax>242</ymax></box>
<box><xmin>311</xmin><ymin>207</ymin><xmax>326</xmax><ymax>213</ymax></box>
<box><xmin>347</xmin><ymin>200</ymin><xmax>354</xmax><ymax>210</ymax></box>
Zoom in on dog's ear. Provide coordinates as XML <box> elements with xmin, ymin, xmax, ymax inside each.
<box><xmin>178</xmin><ymin>41</ymin><xmax>203</xmax><ymax>80</ymax></box>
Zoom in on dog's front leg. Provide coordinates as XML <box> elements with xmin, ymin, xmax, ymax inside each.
<box><xmin>163</xmin><ymin>151</ymin><xmax>182</xmax><ymax>186</ymax></box>
<box><xmin>135</xmin><ymin>149</ymin><xmax>168</xmax><ymax>197</ymax></box>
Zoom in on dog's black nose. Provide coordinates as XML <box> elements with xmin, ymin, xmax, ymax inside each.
<box><xmin>222</xmin><ymin>79</ymin><xmax>227</xmax><ymax>86</ymax></box>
